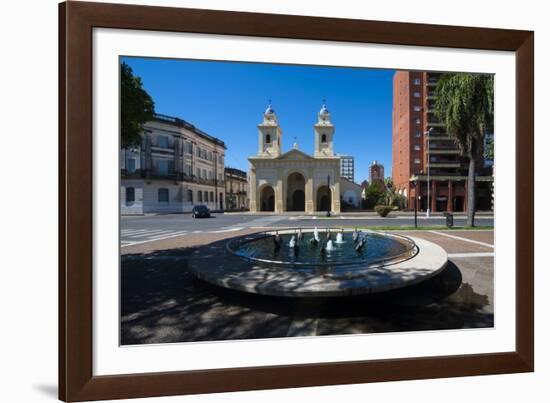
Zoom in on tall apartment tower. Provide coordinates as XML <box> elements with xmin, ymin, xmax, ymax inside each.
<box><xmin>340</xmin><ymin>155</ymin><xmax>354</xmax><ymax>182</ymax></box>
<box><xmin>391</xmin><ymin>71</ymin><xmax>493</xmax><ymax>212</ymax></box>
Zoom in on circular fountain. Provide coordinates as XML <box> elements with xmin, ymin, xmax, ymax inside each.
<box><xmin>188</xmin><ymin>228</ymin><xmax>448</xmax><ymax>297</ymax></box>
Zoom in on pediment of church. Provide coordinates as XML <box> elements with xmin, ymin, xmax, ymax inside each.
<box><xmin>277</xmin><ymin>149</ymin><xmax>314</xmax><ymax>160</ymax></box>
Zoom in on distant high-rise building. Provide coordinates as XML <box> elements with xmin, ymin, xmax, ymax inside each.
<box><xmin>340</xmin><ymin>155</ymin><xmax>354</xmax><ymax>182</ymax></box>
<box><xmin>369</xmin><ymin>160</ymin><xmax>384</xmax><ymax>186</ymax></box>
<box><xmin>391</xmin><ymin>71</ymin><xmax>493</xmax><ymax>212</ymax></box>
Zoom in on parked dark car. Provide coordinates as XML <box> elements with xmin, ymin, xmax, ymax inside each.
<box><xmin>191</xmin><ymin>205</ymin><xmax>211</xmax><ymax>218</ymax></box>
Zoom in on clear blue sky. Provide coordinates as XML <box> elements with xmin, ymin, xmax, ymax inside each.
<box><xmin>122</xmin><ymin>57</ymin><xmax>395</xmax><ymax>181</ymax></box>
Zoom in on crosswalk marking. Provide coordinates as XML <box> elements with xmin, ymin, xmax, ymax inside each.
<box><xmin>121</xmin><ymin>230</ymin><xmax>189</xmax><ymax>247</ymax></box>
<box><xmin>128</xmin><ymin>230</ymin><xmax>174</xmax><ymax>238</ymax></box>
<box><xmin>429</xmin><ymin>230</ymin><xmax>494</xmax><ymax>248</ymax></box>
<box><xmin>211</xmin><ymin>227</ymin><xmax>244</xmax><ymax>233</ymax></box>
<box><xmin>146</xmin><ymin>230</ymin><xmax>189</xmax><ymax>241</ymax></box>
<box><xmin>121</xmin><ymin>229</ymin><xmax>150</xmax><ymax>234</ymax></box>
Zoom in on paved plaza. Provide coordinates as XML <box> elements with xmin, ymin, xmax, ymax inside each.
<box><xmin>120</xmin><ymin>213</ymin><xmax>494</xmax><ymax>345</ymax></box>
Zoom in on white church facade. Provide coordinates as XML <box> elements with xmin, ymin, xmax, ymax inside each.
<box><xmin>248</xmin><ymin>103</ymin><xmax>361</xmax><ymax>214</ymax></box>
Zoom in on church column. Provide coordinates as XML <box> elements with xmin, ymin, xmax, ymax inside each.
<box><xmin>332</xmin><ymin>180</ymin><xmax>341</xmax><ymax>214</ymax></box>
<box><xmin>305</xmin><ymin>171</ymin><xmax>314</xmax><ymax>214</ymax></box>
<box><xmin>275</xmin><ymin>177</ymin><xmax>284</xmax><ymax>213</ymax></box>
<box><xmin>248</xmin><ymin>168</ymin><xmax>257</xmax><ymax>212</ymax></box>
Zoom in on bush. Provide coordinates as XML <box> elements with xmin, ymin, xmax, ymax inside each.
<box><xmin>374</xmin><ymin>205</ymin><xmax>393</xmax><ymax>217</ymax></box>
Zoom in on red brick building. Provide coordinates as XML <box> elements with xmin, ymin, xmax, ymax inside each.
<box><xmin>391</xmin><ymin>71</ymin><xmax>493</xmax><ymax>212</ymax></box>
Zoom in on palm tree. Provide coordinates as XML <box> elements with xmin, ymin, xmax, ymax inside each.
<box><xmin>434</xmin><ymin>73</ymin><xmax>494</xmax><ymax>227</ymax></box>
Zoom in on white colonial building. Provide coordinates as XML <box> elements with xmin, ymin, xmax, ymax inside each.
<box><xmin>248</xmin><ymin>103</ymin><xmax>361</xmax><ymax>214</ymax></box>
<box><xmin>121</xmin><ymin>114</ymin><xmax>226</xmax><ymax>215</ymax></box>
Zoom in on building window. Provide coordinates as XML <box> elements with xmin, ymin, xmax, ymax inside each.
<box><xmin>415</xmin><ymin>131</ymin><xmax>422</xmax><ymax>138</ymax></box>
<box><xmin>414</xmin><ymin>144</ymin><xmax>421</xmax><ymax>151</ymax></box>
<box><xmin>126</xmin><ymin>187</ymin><xmax>135</xmax><ymax>203</ymax></box>
<box><xmin>158</xmin><ymin>188</ymin><xmax>169</xmax><ymax>203</ymax></box>
<box><xmin>210</xmin><ymin>191</ymin><xmax>214</xmax><ymax>202</ymax></box>
<box><xmin>321</xmin><ymin>134</ymin><xmax>327</xmax><ymax>143</ymax></box>
<box><xmin>414</xmin><ymin>105</ymin><xmax>422</xmax><ymax>112</ymax></box>
<box><xmin>186</xmin><ymin>141</ymin><xmax>193</xmax><ymax>154</ymax></box>
<box><xmin>208</xmin><ymin>151</ymin><xmax>212</xmax><ymax>161</ymax></box>
<box><xmin>413</xmin><ymin>92</ymin><xmax>421</xmax><ymax>98</ymax></box>
<box><xmin>198</xmin><ymin>190</ymin><xmax>203</xmax><ymax>202</ymax></box>
<box><xmin>157</xmin><ymin>160</ymin><xmax>169</xmax><ymax>175</ymax></box>
<box><xmin>414</xmin><ymin>158</ymin><xmax>421</xmax><ymax>164</ymax></box>
<box><xmin>127</xmin><ymin>158</ymin><xmax>136</xmax><ymax>173</ymax></box>
<box><xmin>413</xmin><ymin>78</ymin><xmax>421</xmax><ymax>85</ymax></box>
<box><xmin>187</xmin><ymin>189</ymin><xmax>193</xmax><ymax>202</ymax></box>
<box><xmin>265</xmin><ymin>134</ymin><xmax>271</xmax><ymax>144</ymax></box>
<box><xmin>415</xmin><ymin>118</ymin><xmax>421</xmax><ymax>124</ymax></box>
<box><xmin>157</xmin><ymin>135</ymin><xmax>169</xmax><ymax>148</ymax></box>
<box><xmin>202</xmin><ymin>169</ymin><xmax>207</xmax><ymax>179</ymax></box>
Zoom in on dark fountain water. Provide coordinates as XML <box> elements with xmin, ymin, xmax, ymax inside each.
<box><xmin>229</xmin><ymin>228</ymin><xmax>417</xmax><ymax>269</ymax></box>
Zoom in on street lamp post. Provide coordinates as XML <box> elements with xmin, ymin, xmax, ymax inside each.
<box><xmin>326</xmin><ymin>174</ymin><xmax>331</xmax><ymax>217</ymax></box>
<box><xmin>413</xmin><ymin>183</ymin><xmax>418</xmax><ymax>229</ymax></box>
<box><xmin>424</xmin><ymin>127</ymin><xmax>434</xmax><ymax>217</ymax></box>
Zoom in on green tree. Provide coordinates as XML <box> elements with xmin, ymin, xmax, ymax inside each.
<box><xmin>435</xmin><ymin>73</ymin><xmax>494</xmax><ymax>227</ymax></box>
<box><xmin>382</xmin><ymin>177</ymin><xmax>396</xmax><ymax>206</ymax></box>
<box><xmin>121</xmin><ymin>62</ymin><xmax>155</xmax><ymax>148</ymax></box>
<box><xmin>485</xmin><ymin>135</ymin><xmax>494</xmax><ymax>162</ymax></box>
<box><xmin>364</xmin><ymin>182</ymin><xmax>384</xmax><ymax>209</ymax></box>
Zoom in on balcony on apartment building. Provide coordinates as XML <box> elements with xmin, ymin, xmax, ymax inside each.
<box><xmin>426</xmin><ymin>119</ymin><xmax>445</xmax><ymax>128</ymax></box>
<box><xmin>424</xmin><ymin>128</ymin><xmax>452</xmax><ymax>141</ymax></box>
<box><xmin>426</xmin><ymin>78</ymin><xmax>438</xmax><ymax>87</ymax></box>
<box><xmin>121</xmin><ymin>168</ymin><xmax>224</xmax><ymax>186</ymax></box>
<box><xmin>427</xmin><ymin>138</ymin><xmax>461</xmax><ymax>155</ymax></box>
<box><xmin>151</xmin><ymin>144</ymin><xmax>175</xmax><ymax>155</ymax></box>
<box><xmin>428</xmin><ymin>161</ymin><xmax>462</xmax><ymax>169</ymax></box>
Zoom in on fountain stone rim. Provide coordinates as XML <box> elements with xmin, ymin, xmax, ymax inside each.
<box><xmin>188</xmin><ymin>229</ymin><xmax>449</xmax><ymax>298</ymax></box>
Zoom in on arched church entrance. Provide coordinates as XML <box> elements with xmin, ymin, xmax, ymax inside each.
<box><xmin>316</xmin><ymin>186</ymin><xmax>332</xmax><ymax>212</ymax></box>
<box><xmin>286</xmin><ymin>172</ymin><xmax>306</xmax><ymax>211</ymax></box>
<box><xmin>260</xmin><ymin>186</ymin><xmax>275</xmax><ymax>212</ymax></box>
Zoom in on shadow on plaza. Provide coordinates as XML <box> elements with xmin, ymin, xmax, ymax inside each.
<box><xmin>121</xmin><ymin>239</ymin><xmax>493</xmax><ymax>345</ymax></box>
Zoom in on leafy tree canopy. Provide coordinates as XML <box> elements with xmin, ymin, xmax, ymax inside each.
<box><xmin>434</xmin><ymin>73</ymin><xmax>494</xmax><ymax>158</ymax></box>
<box><xmin>121</xmin><ymin>62</ymin><xmax>155</xmax><ymax>148</ymax></box>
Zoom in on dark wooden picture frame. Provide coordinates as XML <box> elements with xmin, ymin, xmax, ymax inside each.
<box><xmin>59</xmin><ymin>1</ymin><xmax>534</xmax><ymax>401</ymax></box>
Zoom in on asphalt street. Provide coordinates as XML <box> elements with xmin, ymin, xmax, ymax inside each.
<box><xmin>120</xmin><ymin>212</ymin><xmax>494</xmax><ymax>247</ymax></box>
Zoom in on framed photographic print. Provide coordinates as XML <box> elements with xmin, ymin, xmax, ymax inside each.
<box><xmin>59</xmin><ymin>1</ymin><xmax>534</xmax><ymax>401</ymax></box>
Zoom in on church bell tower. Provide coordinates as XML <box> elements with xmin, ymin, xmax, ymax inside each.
<box><xmin>257</xmin><ymin>102</ymin><xmax>282</xmax><ymax>157</ymax></box>
<box><xmin>314</xmin><ymin>102</ymin><xmax>335</xmax><ymax>157</ymax></box>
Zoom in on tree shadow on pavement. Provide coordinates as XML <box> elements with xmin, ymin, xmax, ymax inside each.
<box><xmin>121</xmin><ymin>243</ymin><xmax>493</xmax><ymax>345</ymax></box>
